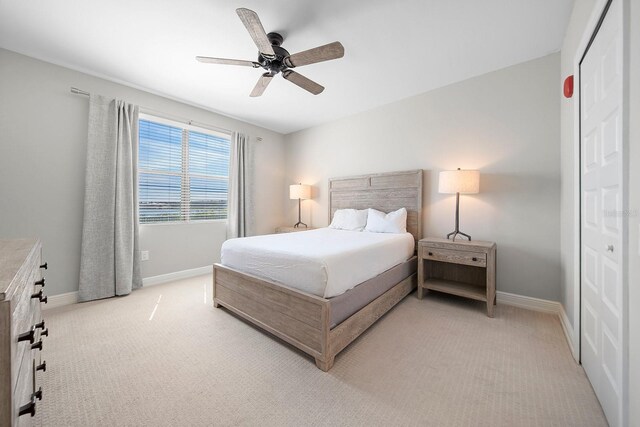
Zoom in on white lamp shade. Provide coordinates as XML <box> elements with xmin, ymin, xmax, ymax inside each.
<box><xmin>289</xmin><ymin>184</ymin><xmax>311</xmax><ymax>200</ymax></box>
<box><xmin>438</xmin><ymin>170</ymin><xmax>480</xmax><ymax>194</ymax></box>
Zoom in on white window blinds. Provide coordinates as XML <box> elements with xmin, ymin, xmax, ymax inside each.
<box><xmin>138</xmin><ymin>116</ymin><xmax>230</xmax><ymax>224</ymax></box>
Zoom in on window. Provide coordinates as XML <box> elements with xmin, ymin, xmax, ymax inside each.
<box><xmin>138</xmin><ymin>115</ymin><xmax>230</xmax><ymax>224</ymax></box>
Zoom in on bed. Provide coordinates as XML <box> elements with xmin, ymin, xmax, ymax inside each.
<box><xmin>213</xmin><ymin>169</ymin><xmax>423</xmax><ymax>371</ymax></box>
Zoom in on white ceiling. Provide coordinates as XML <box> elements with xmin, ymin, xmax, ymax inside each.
<box><xmin>0</xmin><ymin>0</ymin><xmax>573</xmax><ymax>134</ymax></box>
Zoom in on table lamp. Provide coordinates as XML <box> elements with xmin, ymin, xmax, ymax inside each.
<box><xmin>290</xmin><ymin>183</ymin><xmax>311</xmax><ymax>228</ymax></box>
<box><xmin>438</xmin><ymin>168</ymin><xmax>480</xmax><ymax>241</ymax></box>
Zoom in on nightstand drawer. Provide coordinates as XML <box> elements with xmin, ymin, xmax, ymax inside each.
<box><xmin>422</xmin><ymin>247</ymin><xmax>487</xmax><ymax>267</ymax></box>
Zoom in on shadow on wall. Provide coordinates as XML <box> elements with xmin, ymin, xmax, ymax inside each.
<box><xmin>485</xmin><ymin>172</ymin><xmax>561</xmax><ymax>300</ymax></box>
<box><xmin>481</xmin><ymin>172</ymin><xmax>560</xmax><ymax>193</ymax></box>
<box><xmin>493</xmin><ymin>243</ymin><xmax>561</xmax><ymax>300</ymax></box>
<box><xmin>421</xmin><ymin>169</ymin><xmax>432</xmax><ymax>238</ymax></box>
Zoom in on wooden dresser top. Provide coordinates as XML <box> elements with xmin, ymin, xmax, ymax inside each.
<box><xmin>0</xmin><ymin>239</ymin><xmax>39</xmax><ymax>302</ymax></box>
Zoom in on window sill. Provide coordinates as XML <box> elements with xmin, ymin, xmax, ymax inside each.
<box><xmin>139</xmin><ymin>219</ymin><xmax>227</xmax><ymax>227</ymax></box>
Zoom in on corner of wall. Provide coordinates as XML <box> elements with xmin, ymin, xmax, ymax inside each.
<box><xmin>559</xmin><ymin>303</ymin><xmax>579</xmax><ymax>361</ymax></box>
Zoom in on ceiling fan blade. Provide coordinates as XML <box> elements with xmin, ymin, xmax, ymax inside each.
<box><xmin>282</xmin><ymin>70</ymin><xmax>324</xmax><ymax>95</ymax></box>
<box><xmin>250</xmin><ymin>74</ymin><xmax>274</xmax><ymax>97</ymax></box>
<box><xmin>284</xmin><ymin>42</ymin><xmax>344</xmax><ymax>68</ymax></box>
<box><xmin>195</xmin><ymin>56</ymin><xmax>260</xmax><ymax>68</ymax></box>
<box><xmin>236</xmin><ymin>8</ymin><xmax>276</xmax><ymax>58</ymax></box>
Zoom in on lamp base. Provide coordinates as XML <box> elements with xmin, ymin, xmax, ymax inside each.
<box><xmin>446</xmin><ymin>230</ymin><xmax>471</xmax><ymax>241</ymax></box>
<box><xmin>447</xmin><ymin>191</ymin><xmax>471</xmax><ymax>241</ymax></box>
<box><xmin>293</xmin><ymin>198</ymin><xmax>307</xmax><ymax>229</ymax></box>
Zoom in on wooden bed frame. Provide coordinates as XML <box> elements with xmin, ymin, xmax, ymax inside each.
<box><xmin>213</xmin><ymin>170</ymin><xmax>423</xmax><ymax>371</ymax></box>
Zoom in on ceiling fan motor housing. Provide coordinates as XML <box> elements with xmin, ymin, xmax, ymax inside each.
<box><xmin>258</xmin><ymin>32</ymin><xmax>289</xmax><ymax>75</ymax></box>
<box><xmin>266</xmin><ymin>32</ymin><xmax>283</xmax><ymax>46</ymax></box>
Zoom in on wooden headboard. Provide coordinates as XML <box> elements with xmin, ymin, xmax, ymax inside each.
<box><xmin>328</xmin><ymin>170</ymin><xmax>423</xmax><ymax>242</ymax></box>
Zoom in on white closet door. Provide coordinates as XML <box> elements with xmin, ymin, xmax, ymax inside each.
<box><xmin>580</xmin><ymin>1</ymin><xmax>624</xmax><ymax>426</ymax></box>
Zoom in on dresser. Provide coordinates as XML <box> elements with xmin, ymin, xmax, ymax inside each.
<box><xmin>0</xmin><ymin>239</ymin><xmax>49</xmax><ymax>425</ymax></box>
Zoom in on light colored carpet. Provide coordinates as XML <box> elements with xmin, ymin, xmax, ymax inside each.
<box><xmin>34</xmin><ymin>275</ymin><xmax>606</xmax><ymax>426</ymax></box>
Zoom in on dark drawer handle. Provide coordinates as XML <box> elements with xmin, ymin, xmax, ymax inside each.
<box><xmin>41</xmin><ymin>329</ymin><xmax>49</xmax><ymax>337</ymax></box>
<box><xmin>40</xmin><ymin>262</ymin><xmax>48</xmax><ymax>270</ymax></box>
<box><xmin>35</xmin><ymin>320</ymin><xmax>45</xmax><ymax>330</ymax></box>
<box><xmin>37</xmin><ymin>361</ymin><xmax>47</xmax><ymax>372</ymax></box>
<box><xmin>428</xmin><ymin>252</ymin><xmax>433</xmax><ymax>256</ymax></box>
<box><xmin>18</xmin><ymin>397</ymin><xmax>36</xmax><ymax>417</ymax></box>
<box><xmin>34</xmin><ymin>278</ymin><xmax>45</xmax><ymax>287</ymax></box>
<box><xmin>31</xmin><ymin>290</ymin><xmax>48</xmax><ymax>304</ymax></box>
<box><xmin>472</xmin><ymin>257</ymin><xmax>478</xmax><ymax>261</ymax></box>
<box><xmin>18</xmin><ymin>387</ymin><xmax>43</xmax><ymax>418</ymax></box>
<box><xmin>18</xmin><ymin>327</ymin><xmax>35</xmax><ymax>344</ymax></box>
<box><xmin>31</xmin><ymin>340</ymin><xmax>43</xmax><ymax>351</ymax></box>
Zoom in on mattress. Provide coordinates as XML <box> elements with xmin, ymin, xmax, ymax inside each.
<box><xmin>220</xmin><ymin>228</ymin><xmax>415</xmax><ymax>298</ymax></box>
<box><xmin>329</xmin><ymin>256</ymin><xmax>417</xmax><ymax>328</ymax></box>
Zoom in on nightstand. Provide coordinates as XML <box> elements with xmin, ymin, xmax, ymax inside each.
<box><xmin>275</xmin><ymin>226</ymin><xmax>316</xmax><ymax>234</ymax></box>
<box><xmin>417</xmin><ymin>237</ymin><xmax>497</xmax><ymax>317</ymax></box>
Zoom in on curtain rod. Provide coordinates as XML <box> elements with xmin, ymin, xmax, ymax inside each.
<box><xmin>71</xmin><ymin>87</ymin><xmax>90</xmax><ymax>96</ymax></box>
<box><xmin>69</xmin><ymin>86</ymin><xmax>244</xmax><ymax>138</ymax></box>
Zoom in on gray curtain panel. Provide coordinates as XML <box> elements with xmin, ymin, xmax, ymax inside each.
<box><xmin>78</xmin><ymin>95</ymin><xmax>142</xmax><ymax>302</ymax></box>
<box><xmin>227</xmin><ymin>132</ymin><xmax>255</xmax><ymax>238</ymax></box>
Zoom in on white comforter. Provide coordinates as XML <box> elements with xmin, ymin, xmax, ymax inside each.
<box><xmin>220</xmin><ymin>228</ymin><xmax>415</xmax><ymax>298</ymax></box>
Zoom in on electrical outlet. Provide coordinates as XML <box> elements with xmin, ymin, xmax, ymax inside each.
<box><xmin>141</xmin><ymin>251</ymin><xmax>149</xmax><ymax>261</ymax></box>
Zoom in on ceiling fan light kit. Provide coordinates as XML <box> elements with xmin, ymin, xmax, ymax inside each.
<box><xmin>196</xmin><ymin>8</ymin><xmax>344</xmax><ymax>97</ymax></box>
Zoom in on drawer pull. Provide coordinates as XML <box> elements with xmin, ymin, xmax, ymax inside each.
<box><xmin>35</xmin><ymin>320</ymin><xmax>45</xmax><ymax>330</ymax></box>
<box><xmin>428</xmin><ymin>252</ymin><xmax>433</xmax><ymax>256</ymax></box>
<box><xmin>31</xmin><ymin>340</ymin><xmax>43</xmax><ymax>351</ymax></box>
<box><xmin>31</xmin><ymin>290</ymin><xmax>48</xmax><ymax>304</ymax></box>
<box><xmin>472</xmin><ymin>257</ymin><xmax>478</xmax><ymax>261</ymax></box>
<box><xmin>34</xmin><ymin>278</ymin><xmax>45</xmax><ymax>287</ymax></box>
<box><xmin>40</xmin><ymin>262</ymin><xmax>48</xmax><ymax>270</ymax></box>
<box><xmin>41</xmin><ymin>329</ymin><xmax>49</xmax><ymax>337</ymax></box>
<box><xmin>18</xmin><ymin>388</ymin><xmax>43</xmax><ymax>418</ymax></box>
<box><xmin>18</xmin><ymin>397</ymin><xmax>36</xmax><ymax>417</ymax></box>
<box><xmin>18</xmin><ymin>327</ymin><xmax>35</xmax><ymax>344</ymax></box>
<box><xmin>37</xmin><ymin>361</ymin><xmax>47</xmax><ymax>372</ymax></box>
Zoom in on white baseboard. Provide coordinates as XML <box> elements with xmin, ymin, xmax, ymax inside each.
<box><xmin>44</xmin><ymin>291</ymin><xmax>79</xmax><ymax>310</ymax></box>
<box><xmin>43</xmin><ymin>265</ymin><xmax>213</xmax><ymax>310</ymax></box>
<box><xmin>142</xmin><ymin>265</ymin><xmax>212</xmax><ymax>287</ymax></box>
<box><xmin>559</xmin><ymin>305</ymin><xmax>579</xmax><ymax>361</ymax></box>
<box><xmin>496</xmin><ymin>291</ymin><xmax>562</xmax><ymax>314</ymax></box>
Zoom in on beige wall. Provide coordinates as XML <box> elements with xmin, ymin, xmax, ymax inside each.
<box><xmin>559</xmin><ymin>0</ymin><xmax>598</xmax><ymax>331</ymax></box>
<box><xmin>0</xmin><ymin>48</ymin><xmax>286</xmax><ymax>296</ymax></box>
<box><xmin>284</xmin><ymin>53</ymin><xmax>561</xmax><ymax>301</ymax></box>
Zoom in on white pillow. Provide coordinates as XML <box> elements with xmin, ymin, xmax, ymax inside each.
<box><xmin>329</xmin><ymin>209</ymin><xmax>368</xmax><ymax>231</ymax></box>
<box><xmin>364</xmin><ymin>208</ymin><xmax>407</xmax><ymax>234</ymax></box>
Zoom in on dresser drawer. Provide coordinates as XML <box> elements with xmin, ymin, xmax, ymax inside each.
<box><xmin>11</xmin><ymin>262</ymin><xmax>41</xmax><ymax>393</ymax></box>
<box><xmin>421</xmin><ymin>247</ymin><xmax>487</xmax><ymax>267</ymax></box>
<box><xmin>14</xmin><ymin>357</ymin><xmax>34</xmax><ymax>425</ymax></box>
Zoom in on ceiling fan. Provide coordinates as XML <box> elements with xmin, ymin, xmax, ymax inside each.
<box><xmin>196</xmin><ymin>8</ymin><xmax>344</xmax><ymax>97</ymax></box>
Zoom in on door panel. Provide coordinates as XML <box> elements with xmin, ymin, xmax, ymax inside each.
<box><xmin>580</xmin><ymin>0</ymin><xmax>624</xmax><ymax>426</ymax></box>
